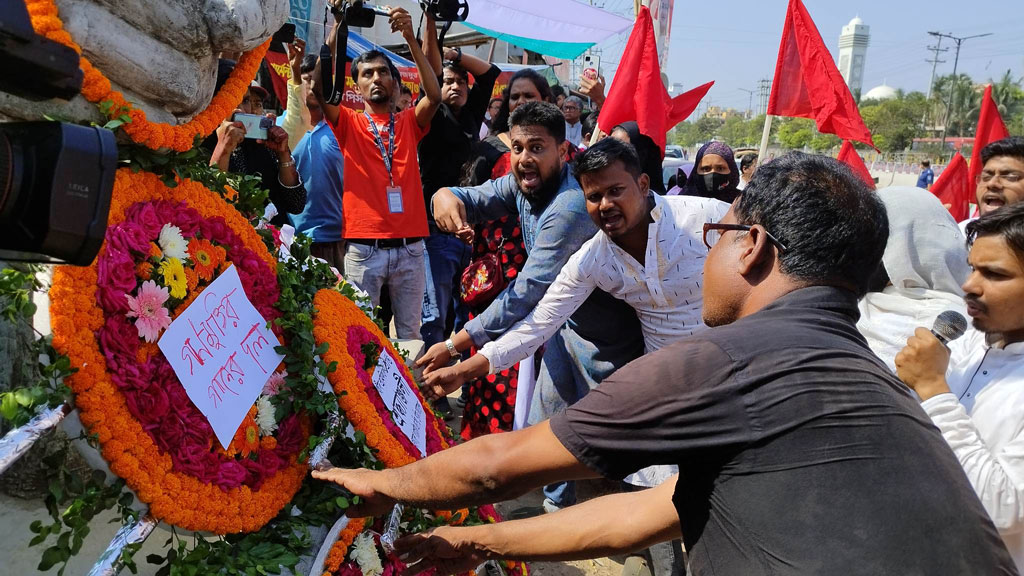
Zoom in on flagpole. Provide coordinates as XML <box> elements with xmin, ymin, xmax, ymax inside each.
<box><xmin>757</xmin><ymin>114</ymin><xmax>773</xmax><ymax>165</ymax></box>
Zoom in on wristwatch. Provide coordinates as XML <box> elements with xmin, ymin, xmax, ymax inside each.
<box><xmin>444</xmin><ymin>338</ymin><xmax>461</xmax><ymax>361</ymax></box>
<box><xmin>452</xmin><ymin>47</ymin><xmax>463</xmax><ymax>65</ymax></box>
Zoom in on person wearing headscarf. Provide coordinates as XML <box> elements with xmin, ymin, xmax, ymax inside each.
<box><xmin>683</xmin><ymin>141</ymin><xmax>740</xmax><ymax>203</ymax></box>
<box><xmin>610</xmin><ymin>122</ymin><xmax>667</xmax><ymax>194</ymax></box>
<box><xmin>857</xmin><ymin>186</ymin><xmax>970</xmax><ymax>371</ymax></box>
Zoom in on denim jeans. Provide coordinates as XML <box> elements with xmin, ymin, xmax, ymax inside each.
<box><xmin>343</xmin><ymin>240</ymin><xmax>426</xmax><ymax>340</ymax></box>
<box><xmin>420</xmin><ymin>229</ymin><xmax>472</xmax><ymax>348</ymax></box>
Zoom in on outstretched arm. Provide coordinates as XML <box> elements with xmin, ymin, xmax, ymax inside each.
<box><xmin>393</xmin><ymin>476</ymin><xmax>682</xmax><ymax>575</ymax></box>
<box><xmin>312</xmin><ymin>421</ymin><xmax>597</xmax><ymax>517</ymax></box>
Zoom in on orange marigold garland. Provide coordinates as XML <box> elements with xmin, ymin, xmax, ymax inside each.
<box><xmin>312</xmin><ymin>290</ymin><xmax>528</xmax><ymax>576</ymax></box>
<box><xmin>312</xmin><ymin>289</ymin><xmax>451</xmax><ymax>467</ymax></box>
<box><xmin>50</xmin><ymin>168</ymin><xmax>307</xmax><ymax>533</ymax></box>
<box><xmin>26</xmin><ymin>0</ymin><xmax>268</xmax><ymax>152</ymax></box>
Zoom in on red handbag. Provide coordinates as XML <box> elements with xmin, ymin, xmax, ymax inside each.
<box><xmin>460</xmin><ymin>235</ymin><xmax>506</xmax><ymax>308</ymax></box>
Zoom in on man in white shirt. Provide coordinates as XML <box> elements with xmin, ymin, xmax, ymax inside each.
<box><xmin>896</xmin><ymin>201</ymin><xmax>1024</xmax><ymax>572</ymax></box>
<box><xmin>562</xmin><ymin>96</ymin><xmax>584</xmax><ymax>147</ymax></box>
<box><xmin>423</xmin><ymin>137</ymin><xmax>728</xmax><ymax>408</ymax></box>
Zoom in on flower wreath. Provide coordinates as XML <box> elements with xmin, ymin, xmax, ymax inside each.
<box><xmin>319</xmin><ymin>505</ymin><xmax>528</xmax><ymax>576</ymax></box>
<box><xmin>312</xmin><ymin>289</ymin><xmax>451</xmax><ymax>467</ymax></box>
<box><xmin>50</xmin><ymin>168</ymin><xmax>308</xmax><ymax>533</ymax></box>
<box><xmin>26</xmin><ymin>0</ymin><xmax>268</xmax><ymax>152</ymax></box>
<box><xmin>312</xmin><ymin>290</ymin><xmax>528</xmax><ymax>576</ymax></box>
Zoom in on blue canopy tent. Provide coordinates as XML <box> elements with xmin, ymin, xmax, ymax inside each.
<box><xmin>346</xmin><ymin>30</ymin><xmax>415</xmax><ymax>68</ymax></box>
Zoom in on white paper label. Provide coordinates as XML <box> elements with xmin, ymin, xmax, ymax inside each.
<box><xmin>158</xmin><ymin>265</ymin><xmax>285</xmax><ymax>449</ymax></box>
<box><xmin>371</xmin><ymin>348</ymin><xmax>427</xmax><ymax>458</ymax></box>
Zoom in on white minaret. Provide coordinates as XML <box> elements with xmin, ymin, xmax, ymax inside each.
<box><xmin>838</xmin><ymin>16</ymin><xmax>870</xmax><ymax>98</ymax></box>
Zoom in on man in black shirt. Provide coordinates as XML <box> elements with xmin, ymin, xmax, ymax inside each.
<box><xmin>314</xmin><ymin>153</ymin><xmax>1016</xmax><ymax>575</ymax></box>
<box><xmin>418</xmin><ymin>17</ymin><xmax>501</xmax><ymax>358</ymax></box>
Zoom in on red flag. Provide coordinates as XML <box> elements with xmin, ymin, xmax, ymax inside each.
<box><xmin>931</xmin><ymin>153</ymin><xmax>973</xmax><ymax>222</ymax></box>
<box><xmin>968</xmin><ymin>84</ymin><xmax>1011</xmax><ymax>185</ymax></box>
<box><xmin>837</xmin><ymin>141</ymin><xmax>874</xmax><ymax>188</ymax></box>
<box><xmin>767</xmin><ymin>0</ymin><xmax>875</xmax><ymax>148</ymax></box>
<box><xmin>597</xmin><ymin>6</ymin><xmax>712</xmax><ymax>154</ymax></box>
<box><xmin>264</xmin><ymin>51</ymin><xmax>291</xmax><ymax>108</ymax></box>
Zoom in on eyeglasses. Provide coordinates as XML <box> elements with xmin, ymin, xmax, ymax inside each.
<box><xmin>702</xmin><ymin>222</ymin><xmax>787</xmax><ymax>252</ymax></box>
<box><xmin>977</xmin><ymin>170</ymin><xmax>1023</xmax><ymax>185</ymax></box>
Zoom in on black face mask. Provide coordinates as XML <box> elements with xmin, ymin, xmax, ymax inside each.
<box><xmin>697</xmin><ymin>172</ymin><xmax>731</xmax><ymax>194</ymax></box>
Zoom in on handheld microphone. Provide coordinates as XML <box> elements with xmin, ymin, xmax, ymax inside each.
<box><xmin>931</xmin><ymin>310</ymin><xmax>968</xmax><ymax>346</ymax></box>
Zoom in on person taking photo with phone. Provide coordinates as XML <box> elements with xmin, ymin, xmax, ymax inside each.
<box><xmin>210</xmin><ymin>76</ymin><xmax>306</xmax><ymax>220</ymax></box>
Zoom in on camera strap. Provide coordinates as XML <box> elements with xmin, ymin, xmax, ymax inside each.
<box><xmin>320</xmin><ymin>6</ymin><xmax>350</xmax><ymax>107</ymax></box>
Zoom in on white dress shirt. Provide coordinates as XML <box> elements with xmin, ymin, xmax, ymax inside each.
<box><xmin>922</xmin><ymin>327</ymin><xmax>1024</xmax><ymax>571</ymax></box>
<box><xmin>479</xmin><ymin>194</ymin><xmax>729</xmax><ymax>375</ymax></box>
<box><xmin>479</xmin><ymin>194</ymin><xmax>727</xmax><ymax>488</ymax></box>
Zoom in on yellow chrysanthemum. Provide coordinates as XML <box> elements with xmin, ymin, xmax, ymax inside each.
<box><xmin>158</xmin><ymin>257</ymin><xmax>188</xmax><ymax>299</ymax></box>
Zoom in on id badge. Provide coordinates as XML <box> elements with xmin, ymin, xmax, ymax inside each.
<box><xmin>386</xmin><ymin>186</ymin><xmax>404</xmax><ymax>214</ymax></box>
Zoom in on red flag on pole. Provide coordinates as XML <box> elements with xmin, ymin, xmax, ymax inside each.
<box><xmin>837</xmin><ymin>141</ymin><xmax>874</xmax><ymax>188</ymax></box>
<box><xmin>968</xmin><ymin>84</ymin><xmax>1011</xmax><ymax>185</ymax></box>
<box><xmin>931</xmin><ymin>152</ymin><xmax>973</xmax><ymax>222</ymax></box>
<box><xmin>767</xmin><ymin>0</ymin><xmax>875</xmax><ymax>149</ymax></box>
<box><xmin>597</xmin><ymin>6</ymin><xmax>712</xmax><ymax>154</ymax></box>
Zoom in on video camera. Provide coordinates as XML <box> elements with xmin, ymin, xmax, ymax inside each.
<box><xmin>0</xmin><ymin>0</ymin><xmax>117</xmax><ymax>266</ymax></box>
<box><xmin>329</xmin><ymin>0</ymin><xmax>391</xmax><ymax>29</ymax></box>
<box><xmin>329</xmin><ymin>0</ymin><xmax>468</xmax><ymax>28</ymax></box>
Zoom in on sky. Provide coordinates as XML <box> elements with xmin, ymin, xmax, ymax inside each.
<box><xmin>590</xmin><ymin>0</ymin><xmax>1024</xmax><ymax>116</ymax></box>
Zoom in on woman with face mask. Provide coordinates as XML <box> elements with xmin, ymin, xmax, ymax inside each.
<box><xmin>683</xmin><ymin>141</ymin><xmax>741</xmax><ymax>203</ymax></box>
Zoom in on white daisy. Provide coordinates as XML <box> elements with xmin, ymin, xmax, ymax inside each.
<box><xmin>255</xmin><ymin>396</ymin><xmax>278</xmax><ymax>436</ymax></box>
<box><xmin>157</xmin><ymin>224</ymin><xmax>188</xmax><ymax>261</ymax></box>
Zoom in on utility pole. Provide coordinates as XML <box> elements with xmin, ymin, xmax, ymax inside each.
<box><xmin>739</xmin><ymin>88</ymin><xmax>756</xmax><ymax>119</ymax></box>
<box><xmin>757</xmin><ymin>77</ymin><xmax>771</xmax><ymax>116</ymax></box>
<box><xmin>930</xmin><ymin>31</ymin><xmax>993</xmax><ymax>155</ymax></box>
<box><xmin>924</xmin><ymin>33</ymin><xmax>947</xmax><ymax>102</ymax></box>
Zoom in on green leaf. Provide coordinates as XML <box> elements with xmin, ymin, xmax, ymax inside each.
<box><xmin>38</xmin><ymin>546</ymin><xmax>64</xmax><ymax>571</ymax></box>
<box><xmin>0</xmin><ymin>393</ymin><xmax>18</xmax><ymax>422</ymax></box>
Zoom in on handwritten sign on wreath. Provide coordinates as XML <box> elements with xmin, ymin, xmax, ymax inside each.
<box><xmin>158</xmin><ymin>265</ymin><xmax>284</xmax><ymax>449</ymax></box>
<box><xmin>372</xmin><ymin>349</ymin><xmax>427</xmax><ymax>458</ymax></box>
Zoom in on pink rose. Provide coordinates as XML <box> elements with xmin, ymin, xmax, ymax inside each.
<box><xmin>126</xmin><ymin>202</ymin><xmax>164</xmax><ymax>237</ymax></box>
<box><xmin>97</xmin><ymin>249</ymin><xmax>138</xmax><ymax>312</ymax></box>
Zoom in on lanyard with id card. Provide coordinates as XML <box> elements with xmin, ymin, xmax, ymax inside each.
<box><xmin>365</xmin><ymin>112</ymin><xmax>403</xmax><ymax>214</ymax></box>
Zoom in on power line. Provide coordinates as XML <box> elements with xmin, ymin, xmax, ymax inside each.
<box><xmin>929</xmin><ymin>30</ymin><xmax>994</xmax><ymax>151</ymax></box>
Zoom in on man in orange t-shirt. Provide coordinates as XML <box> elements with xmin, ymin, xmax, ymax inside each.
<box><xmin>319</xmin><ymin>5</ymin><xmax>441</xmax><ymax>339</ymax></box>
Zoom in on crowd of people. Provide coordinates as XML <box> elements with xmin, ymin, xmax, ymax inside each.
<box><xmin>207</xmin><ymin>5</ymin><xmax>1024</xmax><ymax>575</ymax></box>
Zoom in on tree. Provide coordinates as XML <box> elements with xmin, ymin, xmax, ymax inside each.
<box><xmin>776</xmin><ymin>118</ymin><xmax>814</xmax><ymax>150</ymax></box>
<box><xmin>859</xmin><ymin>91</ymin><xmax>929</xmax><ymax>153</ymax></box>
<box><xmin>990</xmin><ymin>70</ymin><xmax>1024</xmax><ymax>136</ymax></box>
<box><xmin>932</xmin><ymin>74</ymin><xmax>981</xmax><ymax>137</ymax></box>
<box><xmin>669</xmin><ymin>122</ymin><xmax>702</xmax><ymax>147</ymax></box>
<box><xmin>695</xmin><ymin>115</ymin><xmax>723</xmax><ymax>142</ymax></box>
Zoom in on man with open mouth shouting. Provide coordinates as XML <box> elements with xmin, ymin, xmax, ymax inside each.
<box><xmin>961</xmin><ymin>137</ymin><xmax>1024</xmax><ymax>233</ymax></box>
<box><xmin>424</xmin><ymin>102</ymin><xmax>645</xmax><ymax>511</ymax></box>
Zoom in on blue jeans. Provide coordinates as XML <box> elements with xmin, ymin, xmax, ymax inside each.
<box><xmin>343</xmin><ymin>240</ymin><xmax>426</xmax><ymax>340</ymax></box>
<box><xmin>421</xmin><ymin>229</ymin><xmax>472</xmax><ymax>348</ymax></box>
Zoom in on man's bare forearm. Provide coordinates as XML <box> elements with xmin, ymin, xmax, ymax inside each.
<box><xmin>377</xmin><ymin>422</ymin><xmax>596</xmax><ymax>509</ymax></box>
<box><xmin>471</xmin><ymin>478</ymin><xmax>681</xmax><ymax>562</ymax></box>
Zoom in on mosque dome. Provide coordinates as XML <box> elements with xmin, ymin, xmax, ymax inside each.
<box><xmin>863</xmin><ymin>84</ymin><xmax>897</xmax><ymax>101</ymax></box>
<box><xmin>849</xmin><ymin>16</ymin><xmax>864</xmax><ymax>26</ymax></box>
